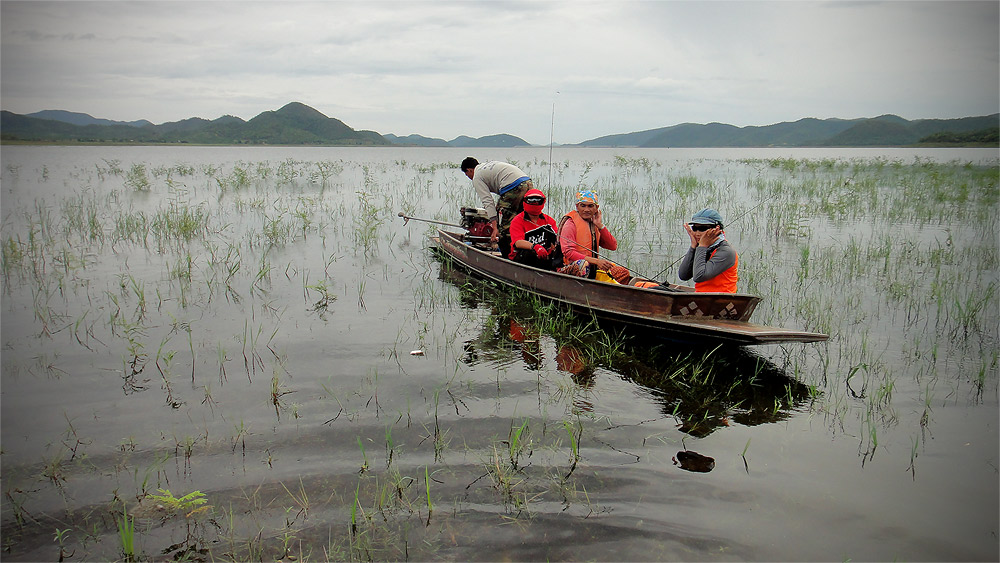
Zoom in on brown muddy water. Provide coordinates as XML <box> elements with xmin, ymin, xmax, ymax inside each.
<box><xmin>1</xmin><ymin>146</ymin><xmax>997</xmax><ymax>561</ymax></box>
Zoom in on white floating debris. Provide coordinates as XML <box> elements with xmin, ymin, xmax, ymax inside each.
<box><xmin>410</xmin><ymin>350</ymin><xmax>424</xmax><ymax>356</ymax></box>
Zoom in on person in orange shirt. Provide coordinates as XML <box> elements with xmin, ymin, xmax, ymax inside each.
<box><xmin>678</xmin><ymin>208</ymin><xmax>739</xmax><ymax>293</ymax></box>
<box><xmin>556</xmin><ymin>190</ymin><xmax>629</xmax><ymax>282</ymax></box>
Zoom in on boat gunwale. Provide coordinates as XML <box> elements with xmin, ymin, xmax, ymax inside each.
<box><xmin>433</xmin><ymin>229</ymin><xmax>828</xmax><ymax>345</ymax></box>
<box><xmin>434</xmin><ymin>229</ymin><xmax>762</xmax><ymax>300</ymax></box>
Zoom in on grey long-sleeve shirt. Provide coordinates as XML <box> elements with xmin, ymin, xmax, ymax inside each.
<box><xmin>678</xmin><ymin>241</ymin><xmax>737</xmax><ymax>283</ymax></box>
<box><xmin>472</xmin><ymin>161</ymin><xmax>529</xmax><ymax>221</ymax></box>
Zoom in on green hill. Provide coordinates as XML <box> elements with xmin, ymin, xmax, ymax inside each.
<box><xmin>384</xmin><ymin>133</ymin><xmax>531</xmax><ymax>147</ymax></box>
<box><xmin>27</xmin><ymin>109</ymin><xmax>152</xmax><ymax>128</ymax></box>
<box><xmin>577</xmin><ymin>118</ymin><xmax>863</xmax><ymax>148</ymax></box>
<box><xmin>820</xmin><ymin>114</ymin><xmax>999</xmax><ymax>146</ymax></box>
<box><xmin>447</xmin><ymin>134</ymin><xmax>531</xmax><ymax>148</ymax></box>
<box><xmin>918</xmin><ymin>128</ymin><xmax>1000</xmax><ymax>145</ymax></box>
<box><xmin>383</xmin><ymin>133</ymin><xmax>450</xmax><ymax>147</ymax></box>
<box><xmin>2</xmin><ymin>102</ymin><xmax>996</xmax><ymax>147</ymax></box>
<box><xmin>575</xmin><ymin>114</ymin><xmax>998</xmax><ymax>148</ymax></box>
<box><xmin>1</xmin><ymin>102</ymin><xmax>389</xmax><ymax>145</ymax></box>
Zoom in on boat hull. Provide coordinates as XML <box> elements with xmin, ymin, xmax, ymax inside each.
<box><xmin>434</xmin><ymin>230</ymin><xmax>828</xmax><ymax>345</ymax></box>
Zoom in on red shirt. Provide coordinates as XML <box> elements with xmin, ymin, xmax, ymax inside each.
<box><xmin>508</xmin><ymin>212</ymin><xmax>558</xmax><ymax>259</ymax></box>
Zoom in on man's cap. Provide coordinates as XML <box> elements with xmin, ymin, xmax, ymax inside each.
<box><xmin>689</xmin><ymin>208</ymin><xmax>723</xmax><ymax>225</ymax></box>
<box><xmin>524</xmin><ymin>188</ymin><xmax>546</xmax><ymax>201</ymax></box>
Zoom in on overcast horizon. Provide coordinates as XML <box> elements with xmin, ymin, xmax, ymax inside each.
<box><xmin>2</xmin><ymin>1</ymin><xmax>998</xmax><ymax>145</ymax></box>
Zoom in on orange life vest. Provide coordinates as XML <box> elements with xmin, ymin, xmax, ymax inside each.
<box><xmin>559</xmin><ymin>211</ymin><xmax>600</xmax><ymax>265</ymax></box>
<box><xmin>696</xmin><ymin>247</ymin><xmax>739</xmax><ymax>293</ymax></box>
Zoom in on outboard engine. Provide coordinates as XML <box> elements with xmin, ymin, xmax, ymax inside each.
<box><xmin>459</xmin><ymin>207</ymin><xmax>494</xmax><ymax>238</ymax></box>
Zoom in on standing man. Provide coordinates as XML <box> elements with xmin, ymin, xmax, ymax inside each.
<box><xmin>460</xmin><ymin>157</ymin><xmax>533</xmax><ymax>258</ymax></box>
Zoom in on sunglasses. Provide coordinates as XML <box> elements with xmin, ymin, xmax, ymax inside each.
<box><xmin>523</xmin><ymin>196</ymin><xmax>545</xmax><ymax>205</ymax></box>
<box><xmin>689</xmin><ymin>223</ymin><xmax>715</xmax><ymax>232</ymax></box>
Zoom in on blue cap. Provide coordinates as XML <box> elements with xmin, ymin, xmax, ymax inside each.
<box><xmin>689</xmin><ymin>208</ymin><xmax>723</xmax><ymax>226</ymax></box>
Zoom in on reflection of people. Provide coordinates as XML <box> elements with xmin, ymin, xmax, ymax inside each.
<box><xmin>555</xmin><ymin>345</ymin><xmax>585</xmax><ymax>374</ymax></box>
<box><xmin>673</xmin><ymin>450</ymin><xmax>715</xmax><ymax>472</ymax></box>
<box><xmin>557</xmin><ymin>344</ymin><xmax>594</xmax><ymax>379</ymax></box>
<box><xmin>556</xmin><ymin>190</ymin><xmax>630</xmax><ymax>282</ymax></box>
<box><xmin>460</xmin><ymin>157</ymin><xmax>533</xmax><ymax>258</ymax></box>
<box><xmin>508</xmin><ymin>319</ymin><xmax>542</xmax><ymax>369</ymax></box>
<box><xmin>508</xmin><ymin>189</ymin><xmax>558</xmax><ymax>269</ymax></box>
<box><xmin>678</xmin><ymin>208</ymin><xmax>738</xmax><ymax>293</ymax></box>
<box><xmin>556</xmin><ymin>345</ymin><xmax>595</xmax><ymax>411</ymax></box>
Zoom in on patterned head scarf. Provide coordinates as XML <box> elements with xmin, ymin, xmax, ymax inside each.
<box><xmin>576</xmin><ymin>190</ymin><xmax>598</xmax><ymax>205</ymax></box>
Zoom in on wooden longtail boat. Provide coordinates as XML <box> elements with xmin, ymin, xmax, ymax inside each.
<box><xmin>433</xmin><ymin>229</ymin><xmax>828</xmax><ymax>346</ymax></box>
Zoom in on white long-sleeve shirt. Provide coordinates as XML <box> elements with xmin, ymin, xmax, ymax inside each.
<box><xmin>471</xmin><ymin>161</ymin><xmax>530</xmax><ymax>220</ymax></box>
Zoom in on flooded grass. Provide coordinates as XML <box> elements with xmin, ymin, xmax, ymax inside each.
<box><xmin>1</xmin><ymin>146</ymin><xmax>997</xmax><ymax>561</ymax></box>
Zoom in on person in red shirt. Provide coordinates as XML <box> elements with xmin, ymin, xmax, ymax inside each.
<box><xmin>508</xmin><ymin>188</ymin><xmax>558</xmax><ymax>269</ymax></box>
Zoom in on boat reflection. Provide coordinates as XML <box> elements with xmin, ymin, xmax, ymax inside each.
<box><xmin>439</xmin><ymin>260</ymin><xmax>814</xmax><ymax>437</ymax></box>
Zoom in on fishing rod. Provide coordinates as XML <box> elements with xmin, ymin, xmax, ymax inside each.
<box><xmin>553</xmin><ymin>229</ymin><xmax>631</xmax><ymax>274</ymax></box>
<box><xmin>542</xmin><ymin>220</ymin><xmax>681</xmax><ymax>288</ymax></box>
<box><xmin>400</xmin><ymin>208</ymin><xmax>638</xmax><ymax>279</ymax></box>
<box><xmin>397</xmin><ymin>212</ymin><xmax>493</xmax><ymax>241</ymax></box>
<box><xmin>397</xmin><ymin>211</ymin><xmax>463</xmax><ymax>229</ymax></box>
<box><xmin>400</xmin><ymin>209</ymin><xmax>659</xmax><ymax>286</ymax></box>
<box><xmin>728</xmin><ymin>192</ymin><xmax>779</xmax><ymax>226</ymax></box>
<box><xmin>548</xmin><ymin>94</ymin><xmax>557</xmax><ymax>190</ymax></box>
<box><xmin>645</xmin><ymin>193</ymin><xmax>779</xmax><ymax>282</ymax></box>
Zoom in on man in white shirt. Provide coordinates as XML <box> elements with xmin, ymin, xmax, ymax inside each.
<box><xmin>460</xmin><ymin>157</ymin><xmax>533</xmax><ymax>258</ymax></box>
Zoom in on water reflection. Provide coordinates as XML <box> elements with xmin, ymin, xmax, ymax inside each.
<box><xmin>439</xmin><ymin>259</ymin><xmax>813</xmax><ymax>437</ymax></box>
<box><xmin>673</xmin><ymin>450</ymin><xmax>717</xmax><ymax>473</ymax></box>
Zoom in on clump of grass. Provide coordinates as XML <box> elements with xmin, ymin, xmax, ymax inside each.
<box><xmin>507</xmin><ymin>418</ymin><xmax>530</xmax><ymax>470</ymax></box>
<box><xmin>124</xmin><ymin>163</ymin><xmax>152</xmax><ymax>192</ymax></box>
<box><xmin>53</xmin><ymin>527</ymin><xmax>73</xmax><ymax>561</ymax></box>
<box><xmin>116</xmin><ymin>503</ymin><xmax>137</xmax><ymax>561</ymax></box>
<box><xmin>146</xmin><ymin>488</ymin><xmax>210</xmax><ymax>515</ymax></box>
<box><xmin>1</xmin><ymin>235</ymin><xmax>25</xmax><ymax>280</ymax></box>
<box><xmin>562</xmin><ymin>419</ymin><xmax>581</xmax><ymax>477</ymax></box>
<box><xmin>424</xmin><ymin>466</ymin><xmax>433</xmax><ymax>522</ymax></box>
<box><xmin>150</xmin><ymin>201</ymin><xmax>209</xmax><ymax>244</ymax></box>
<box><xmin>270</xmin><ymin>371</ymin><xmax>293</xmax><ymax>418</ymax></box>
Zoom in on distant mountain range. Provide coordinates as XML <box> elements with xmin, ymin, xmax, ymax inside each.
<box><xmin>1</xmin><ymin>103</ymin><xmax>388</xmax><ymax>146</ymax></box>
<box><xmin>580</xmin><ymin>114</ymin><xmax>999</xmax><ymax>147</ymax></box>
<box><xmin>1</xmin><ymin>102</ymin><xmax>996</xmax><ymax>147</ymax></box>
<box><xmin>383</xmin><ymin>133</ymin><xmax>530</xmax><ymax>147</ymax></box>
<box><xmin>26</xmin><ymin>109</ymin><xmax>154</xmax><ymax>128</ymax></box>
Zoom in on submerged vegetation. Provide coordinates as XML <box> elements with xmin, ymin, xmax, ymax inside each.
<box><xmin>0</xmin><ymin>147</ymin><xmax>997</xmax><ymax>561</ymax></box>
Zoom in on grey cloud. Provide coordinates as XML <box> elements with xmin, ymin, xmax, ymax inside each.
<box><xmin>1</xmin><ymin>0</ymin><xmax>996</xmax><ymax>143</ymax></box>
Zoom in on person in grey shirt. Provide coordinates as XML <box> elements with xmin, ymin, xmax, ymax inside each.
<box><xmin>460</xmin><ymin>157</ymin><xmax>533</xmax><ymax>258</ymax></box>
<box><xmin>678</xmin><ymin>208</ymin><xmax>739</xmax><ymax>293</ymax></box>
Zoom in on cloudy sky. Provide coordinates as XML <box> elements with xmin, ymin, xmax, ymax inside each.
<box><xmin>2</xmin><ymin>1</ymin><xmax>997</xmax><ymax>145</ymax></box>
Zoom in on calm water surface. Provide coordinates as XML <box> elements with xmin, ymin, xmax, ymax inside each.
<box><xmin>1</xmin><ymin>145</ymin><xmax>997</xmax><ymax>561</ymax></box>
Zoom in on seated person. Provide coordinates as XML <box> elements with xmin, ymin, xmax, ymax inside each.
<box><xmin>508</xmin><ymin>188</ymin><xmax>558</xmax><ymax>269</ymax></box>
<box><xmin>678</xmin><ymin>208</ymin><xmax>739</xmax><ymax>292</ymax></box>
<box><xmin>556</xmin><ymin>190</ymin><xmax>630</xmax><ymax>283</ymax></box>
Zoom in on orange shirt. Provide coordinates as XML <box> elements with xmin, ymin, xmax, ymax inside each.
<box><xmin>558</xmin><ymin>211</ymin><xmax>617</xmax><ymax>265</ymax></box>
<box><xmin>695</xmin><ymin>248</ymin><xmax>738</xmax><ymax>292</ymax></box>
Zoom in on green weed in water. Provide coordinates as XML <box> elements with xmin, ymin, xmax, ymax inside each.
<box><xmin>116</xmin><ymin>503</ymin><xmax>136</xmax><ymax>561</ymax></box>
